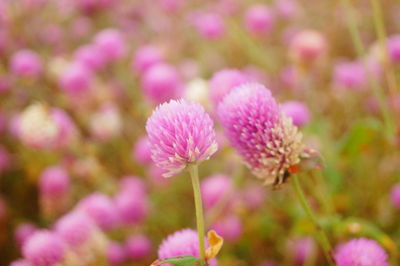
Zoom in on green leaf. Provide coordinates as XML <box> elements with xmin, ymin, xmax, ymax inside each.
<box><xmin>151</xmin><ymin>255</ymin><xmax>206</xmax><ymax>266</ymax></box>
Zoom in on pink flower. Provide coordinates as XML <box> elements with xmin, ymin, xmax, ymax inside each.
<box><xmin>125</xmin><ymin>234</ymin><xmax>152</xmax><ymax>260</ymax></box>
<box><xmin>333</xmin><ymin>61</ymin><xmax>366</xmax><ymax>90</ymax></box>
<box><xmin>141</xmin><ymin>63</ymin><xmax>183</xmax><ymax>105</ymax></box>
<box><xmin>10</xmin><ymin>50</ymin><xmax>42</xmax><ymax>79</ymax></box>
<box><xmin>89</xmin><ymin>103</ymin><xmax>122</xmax><ymax>141</ymax></box>
<box><xmin>22</xmin><ymin>230</ymin><xmax>65</xmax><ymax>266</ymax></box>
<box><xmin>76</xmin><ymin>193</ymin><xmax>118</xmax><ymax>231</ymax></box>
<box><xmin>211</xmin><ymin>214</ymin><xmax>242</xmax><ymax>242</ymax></box>
<box><xmin>334</xmin><ymin>238</ymin><xmax>388</xmax><ymax>266</ymax></box>
<box><xmin>209</xmin><ymin>69</ymin><xmax>248</xmax><ymax>109</ymax></box>
<box><xmin>146</xmin><ymin>99</ymin><xmax>218</xmax><ymax>177</ymax></box>
<box><xmin>158</xmin><ymin>229</ymin><xmax>217</xmax><ymax>266</ymax></box>
<box><xmin>39</xmin><ymin>166</ymin><xmax>70</xmax><ymax>199</ymax></box>
<box><xmin>289</xmin><ymin>30</ymin><xmax>327</xmax><ymax>63</ymax></box>
<box><xmin>15</xmin><ymin>223</ymin><xmax>38</xmax><ymax>248</ymax></box>
<box><xmin>218</xmin><ymin>83</ymin><xmax>303</xmax><ymax>186</ymax></box>
<box><xmin>107</xmin><ymin>242</ymin><xmax>126</xmax><ymax>265</ymax></box>
<box><xmin>201</xmin><ymin>174</ymin><xmax>233</xmax><ymax>210</ymax></box>
<box><xmin>114</xmin><ymin>188</ymin><xmax>149</xmax><ymax>225</ymax></box>
<box><xmin>287</xmin><ymin>237</ymin><xmax>316</xmax><ymax>265</ymax></box>
<box><xmin>74</xmin><ymin>44</ymin><xmax>105</xmax><ymax>71</ymax></box>
<box><xmin>59</xmin><ymin>62</ymin><xmax>93</xmax><ymax>98</ymax></box>
<box><xmin>132</xmin><ymin>136</ymin><xmax>152</xmax><ymax>164</ymax></box>
<box><xmin>244</xmin><ymin>5</ymin><xmax>274</xmax><ymax>35</ymax></box>
<box><xmin>281</xmin><ymin>101</ymin><xmax>311</xmax><ymax>127</ymax></box>
<box><xmin>192</xmin><ymin>12</ymin><xmax>225</xmax><ymax>40</ymax></box>
<box><xmin>390</xmin><ymin>183</ymin><xmax>400</xmax><ymax>209</ymax></box>
<box><xmin>387</xmin><ymin>35</ymin><xmax>400</xmax><ymax>63</ymax></box>
<box><xmin>132</xmin><ymin>45</ymin><xmax>164</xmax><ymax>74</ymax></box>
<box><xmin>94</xmin><ymin>28</ymin><xmax>126</xmax><ymax>63</ymax></box>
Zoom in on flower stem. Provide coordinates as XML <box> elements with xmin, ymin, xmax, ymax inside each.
<box><xmin>292</xmin><ymin>175</ymin><xmax>335</xmax><ymax>265</ymax></box>
<box><xmin>189</xmin><ymin>164</ymin><xmax>206</xmax><ymax>260</ymax></box>
<box><xmin>341</xmin><ymin>0</ymin><xmax>396</xmax><ymax>141</ymax></box>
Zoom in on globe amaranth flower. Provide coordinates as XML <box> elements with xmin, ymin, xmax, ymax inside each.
<box><xmin>22</xmin><ymin>230</ymin><xmax>66</xmax><ymax>266</ymax></box>
<box><xmin>209</xmin><ymin>69</ymin><xmax>248</xmax><ymax>110</ymax></box>
<box><xmin>218</xmin><ymin>83</ymin><xmax>303</xmax><ymax>187</ymax></box>
<box><xmin>18</xmin><ymin>103</ymin><xmax>76</xmax><ymax>150</ymax></box>
<box><xmin>146</xmin><ymin>99</ymin><xmax>218</xmax><ymax>177</ymax></box>
<box><xmin>334</xmin><ymin>238</ymin><xmax>388</xmax><ymax>266</ymax></box>
<box><xmin>281</xmin><ymin>101</ymin><xmax>311</xmax><ymax>127</ymax></box>
<box><xmin>157</xmin><ymin>228</ymin><xmax>217</xmax><ymax>266</ymax></box>
<box><xmin>125</xmin><ymin>234</ymin><xmax>152</xmax><ymax>260</ymax></box>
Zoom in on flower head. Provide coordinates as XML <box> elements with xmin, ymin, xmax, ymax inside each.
<box><xmin>141</xmin><ymin>63</ymin><xmax>183</xmax><ymax>105</ymax></box>
<box><xmin>244</xmin><ymin>4</ymin><xmax>274</xmax><ymax>35</ymax></box>
<box><xmin>39</xmin><ymin>166</ymin><xmax>70</xmax><ymax>199</ymax></box>
<box><xmin>209</xmin><ymin>69</ymin><xmax>248</xmax><ymax>109</ymax></box>
<box><xmin>125</xmin><ymin>234</ymin><xmax>152</xmax><ymax>260</ymax></box>
<box><xmin>218</xmin><ymin>83</ymin><xmax>303</xmax><ymax>186</ymax></box>
<box><xmin>22</xmin><ymin>230</ymin><xmax>65</xmax><ymax>266</ymax></box>
<box><xmin>158</xmin><ymin>229</ymin><xmax>217</xmax><ymax>265</ymax></box>
<box><xmin>333</xmin><ymin>61</ymin><xmax>366</xmax><ymax>90</ymax></box>
<box><xmin>334</xmin><ymin>238</ymin><xmax>388</xmax><ymax>266</ymax></box>
<box><xmin>146</xmin><ymin>99</ymin><xmax>218</xmax><ymax>177</ymax></box>
<box><xmin>281</xmin><ymin>101</ymin><xmax>311</xmax><ymax>127</ymax></box>
<box><xmin>10</xmin><ymin>49</ymin><xmax>42</xmax><ymax>79</ymax></box>
<box><xmin>201</xmin><ymin>174</ymin><xmax>234</xmax><ymax>210</ymax></box>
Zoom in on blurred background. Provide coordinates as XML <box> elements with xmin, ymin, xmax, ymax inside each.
<box><xmin>0</xmin><ymin>0</ymin><xmax>400</xmax><ymax>265</ymax></box>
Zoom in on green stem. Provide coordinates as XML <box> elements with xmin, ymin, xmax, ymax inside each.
<box><xmin>341</xmin><ymin>0</ymin><xmax>395</xmax><ymax>141</ymax></box>
<box><xmin>189</xmin><ymin>164</ymin><xmax>206</xmax><ymax>260</ymax></box>
<box><xmin>292</xmin><ymin>175</ymin><xmax>335</xmax><ymax>265</ymax></box>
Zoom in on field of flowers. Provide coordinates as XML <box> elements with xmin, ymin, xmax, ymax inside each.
<box><xmin>0</xmin><ymin>0</ymin><xmax>400</xmax><ymax>265</ymax></box>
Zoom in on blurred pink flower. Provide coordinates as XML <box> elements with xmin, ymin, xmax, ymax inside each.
<box><xmin>39</xmin><ymin>166</ymin><xmax>70</xmax><ymax>199</ymax></box>
<box><xmin>334</xmin><ymin>238</ymin><xmax>388</xmax><ymax>266</ymax></box>
<box><xmin>15</xmin><ymin>223</ymin><xmax>38</xmax><ymax>248</ymax></box>
<box><xmin>244</xmin><ymin>4</ymin><xmax>274</xmax><ymax>35</ymax></box>
<box><xmin>333</xmin><ymin>61</ymin><xmax>366</xmax><ymax>90</ymax></box>
<box><xmin>211</xmin><ymin>214</ymin><xmax>242</xmax><ymax>242</ymax></box>
<box><xmin>107</xmin><ymin>242</ymin><xmax>126</xmax><ymax>265</ymax></box>
<box><xmin>94</xmin><ymin>28</ymin><xmax>126</xmax><ymax>63</ymax></box>
<box><xmin>132</xmin><ymin>136</ymin><xmax>152</xmax><ymax>165</ymax></box>
<box><xmin>281</xmin><ymin>101</ymin><xmax>311</xmax><ymax>127</ymax></box>
<box><xmin>192</xmin><ymin>12</ymin><xmax>225</xmax><ymax>40</ymax></box>
<box><xmin>10</xmin><ymin>50</ymin><xmax>42</xmax><ymax>79</ymax></box>
<box><xmin>209</xmin><ymin>69</ymin><xmax>248</xmax><ymax>110</ymax></box>
<box><xmin>390</xmin><ymin>183</ymin><xmax>400</xmax><ymax>209</ymax></box>
<box><xmin>201</xmin><ymin>174</ymin><xmax>233</xmax><ymax>210</ymax></box>
<box><xmin>132</xmin><ymin>45</ymin><xmax>164</xmax><ymax>74</ymax></box>
<box><xmin>125</xmin><ymin>234</ymin><xmax>152</xmax><ymax>260</ymax></box>
<box><xmin>289</xmin><ymin>30</ymin><xmax>327</xmax><ymax>63</ymax></box>
<box><xmin>141</xmin><ymin>63</ymin><xmax>183</xmax><ymax>105</ymax></box>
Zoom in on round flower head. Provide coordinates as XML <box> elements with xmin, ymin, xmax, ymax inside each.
<box><xmin>281</xmin><ymin>101</ymin><xmax>311</xmax><ymax>127</ymax></box>
<box><xmin>76</xmin><ymin>192</ymin><xmax>118</xmax><ymax>231</ymax></box>
<box><xmin>146</xmin><ymin>99</ymin><xmax>218</xmax><ymax>177</ymax></box>
<box><xmin>275</xmin><ymin>0</ymin><xmax>299</xmax><ymax>19</ymax></box>
<box><xmin>244</xmin><ymin>4</ymin><xmax>274</xmax><ymax>35</ymax></box>
<box><xmin>125</xmin><ymin>234</ymin><xmax>152</xmax><ymax>260</ymax></box>
<box><xmin>114</xmin><ymin>189</ymin><xmax>149</xmax><ymax>225</ymax></box>
<box><xmin>209</xmin><ymin>69</ymin><xmax>248</xmax><ymax>109</ymax></box>
<box><xmin>94</xmin><ymin>28</ymin><xmax>126</xmax><ymax>63</ymax></box>
<box><xmin>242</xmin><ymin>183</ymin><xmax>267</xmax><ymax>210</ymax></box>
<box><xmin>334</xmin><ymin>238</ymin><xmax>388</xmax><ymax>266</ymax></box>
<box><xmin>10</xmin><ymin>259</ymin><xmax>32</xmax><ymax>266</ymax></box>
<box><xmin>107</xmin><ymin>242</ymin><xmax>126</xmax><ymax>265</ymax></box>
<box><xmin>39</xmin><ymin>166</ymin><xmax>70</xmax><ymax>198</ymax></box>
<box><xmin>15</xmin><ymin>223</ymin><xmax>38</xmax><ymax>248</ymax></box>
<box><xmin>141</xmin><ymin>63</ymin><xmax>183</xmax><ymax>105</ymax></box>
<box><xmin>201</xmin><ymin>174</ymin><xmax>234</xmax><ymax>210</ymax></box>
<box><xmin>211</xmin><ymin>214</ymin><xmax>242</xmax><ymax>242</ymax></box>
<box><xmin>387</xmin><ymin>35</ymin><xmax>400</xmax><ymax>63</ymax></box>
<box><xmin>390</xmin><ymin>183</ymin><xmax>400</xmax><ymax>209</ymax></box>
<box><xmin>132</xmin><ymin>136</ymin><xmax>152</xmax><ymax>165</ymax></box>
<box><xmin>18</xmin><ymin>104</ymin><xmax>76</xmax><ymax>150</ymax></box>
<box><xmin>289</xmin><ymin>30</ymin><xmax>327</xmax><ymax>63</ymax></box>
<box><xmin>333</xmin><ymin>61</ymin><xmax>366</xmax><ymax>90</ymax></box>
<box><xmin>89</xmin><ymin>103</ymin><xmax>122</xmax><ymax>141</ymax></box>
<box><xmin>192</xmin><ymin>12</ymin><xmax>225</xmax><ymax>40</ymax></box>
<box><xmin>287</xmin><ymin>237</ymin><xmax>316</xmax><ymax>265</ymax></box>
<box><xmin>132</xmin><ymin>45</ymin><xmax>164</xmax><ymax>74</ymax></box>
<box><xmin>158</xmin><ymin>229</ymin><xmax>216</xmax><ymax>266</ymax></box>
<box><xmin>59</xmin><ymin>62</ymin><xmax>93</xmax><ymax>98</ymax></box>
<box><xmin>54</xmin><ymin>211</ymin><xmax>97</xmax><ymax>247</ymax></box>
<box><xmin>119</xmin><ymin>175</ymin><xmax>147</xmax><ymax>195</ymax></box>
<box><xmin>218</xmin><ymin>83</ymin><xmax>303</xmax><ymax>187</ymax></box>
<box><xmin>10</xmin><ymin>49</ymin><xmax>42</xmax><ymax>78</ymax></box>
<box><xmin>22</xmin><ymin>230</ymin><xmax>65</xmax><ymax>266</ymax></box>
<box><xmin>74</xmin><ymin>44</ymin><xmax>105</xmax><ymax>71</ymax></box>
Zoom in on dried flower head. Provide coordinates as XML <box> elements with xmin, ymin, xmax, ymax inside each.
<box><xmin>218</xmin><ymin>83</ymin><xmax>303</xmax><ymax>187</ymax></box>
<box><xmin>146</xmin><ymin>99</ymin><xmax>218</xmax><ymax>177</ymax></box>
